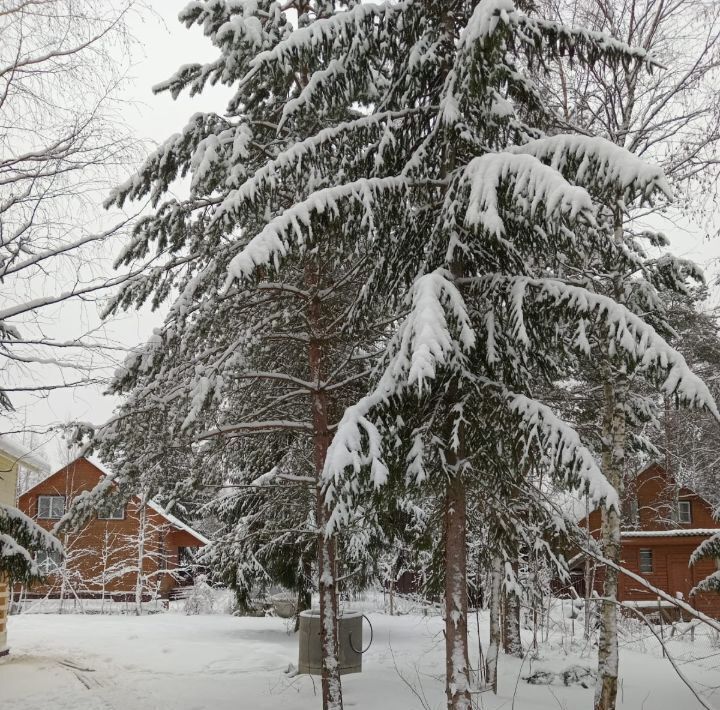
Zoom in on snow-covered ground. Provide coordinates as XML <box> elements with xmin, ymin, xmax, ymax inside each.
<box><xmin>2</xmin><ymin>606</ymin><xmax>719</xmax><ymax>709</ymax></box>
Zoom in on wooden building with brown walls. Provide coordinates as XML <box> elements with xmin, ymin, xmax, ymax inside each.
<box><xmin>16</xmin><ymin>457</ymin><xmax>208</xmax><ymax>602</ymax></box>
<box><xmin>571</xmin><ymin>462</ymin><xmax>720</xmax><ymax>618</ymax></box>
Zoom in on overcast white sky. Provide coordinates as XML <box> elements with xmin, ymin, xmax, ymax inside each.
<box><xmin>6</xmin><ymin>1</ymin><xmax>720</xmax><ymax>468</ymax></box>
<box><xmin>4</xmin><ymin>2</ymin><xmax>234</xmax><ymax>466</ymax></box>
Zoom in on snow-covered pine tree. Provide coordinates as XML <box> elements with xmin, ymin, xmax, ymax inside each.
<box><xmin>188</xmin><ymin>3</ymin><xmax>715</xmax><ymax>707</ymax></box>
<box><xmin>199</xmin><ymin>444</ymin><xmax>318</xmax><ymax>617</ymax></box>
<box><xmin>201</xmin><ymin>440</ymin><xmax>427</xmax><ymax>624</ymax></box>
<box><xmin>66</xmin><ymin>4</ymin><xmax>397</xmax><ymax>708</ymax></box>
<box><xmin>67</xmin><ymin>3</ymin><xmax>717</xmax><ymax>708</ymax></box>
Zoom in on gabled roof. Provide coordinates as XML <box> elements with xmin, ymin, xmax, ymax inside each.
<box><xmin>632</xmin><ymin>460</ymin><xmax>716</xmax><ymax>508</ymax></box>
<box><xmin>146</xmin><ymin>499</ymin><xmax>210</xmax><ymax>546</ymax></box>
<box><xmin>634</xmin><ymin>460</ymin><xmax>703</xmax><ymax>492</ymax></box>
<box><xmin>21</xmin><ymin>456</ymin><xmax>210</xmax><ymax>546</ymax></box>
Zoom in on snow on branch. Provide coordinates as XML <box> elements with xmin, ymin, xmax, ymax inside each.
<box><xmin>690</xmin><ymin>532</ymin><xmax>720</xmax><ymax>593</ymax></box>
<box><xmin>54</xmin><ymin>473</ymin><xmax>120</xmax><ymax>533</ymax></box>
<box><xmin>691</xmin><ymin>532</ymin><xmax>720</xmax><ymax>566</ymax></box>
<box><xmin>223</xmin><ymin>175</ymin><xmax>411</xmax><ymax>285</ymax></box>
<box><xmin>222</xmin><ymin>109</ymin><xmax>422</xmax><ymax>209</ymax></box>
<box><xmin>279</xmin><ymin>58</ymin><xmax>347</xmax><ymax>129</ymax></box>
<box><xmin>460</xmin><ymin>152</ymin><xmax>595</xmax><ymax>238</ymax></box>
<box><xmin>106</xmin><ymin>113</ymin><xmax>229</xmax><ymax>209</ymax></box>
<box><xmin>458</xmin><ymin>0</ymin><xmax>517</xmax><ymax>49</ymax></box>
<box><xmin>505</xmin><ymin>391</ymin><xmax>616</xmax><ymax>506</ymax></box>
<box><xmin>456</xmin><ymin>0</ymin><xmax>655</xmax><ymax>70</ymax></box>
<box><xmin>516</xmin><ymin>14</ymin><xmax>656</xmax><ymax>66</ymax></box>
<box><xmin>323</xmin><ymin>269</ymin><xmax>475</xmax><ymax>520</ymax></box>
<box><xmin>512</xmin><ymin>135</ymin><xmax>673</xmax><ymax>203</ymax></box>
<box><xmin>0</xmin><ymin>502</ymin><xmax>62</xmax><ymax>579</ymax></box>
<box><xmin>471</xmin><ymin>275</ymin><xmax>719</xmax><ymax>417</ymax></box>
<box><xmin>240</xmin><ymin>2</ymin><xmax>405</xmax><ymax>86</ymax></box>
<box><xmin>401</xmin><ymin>270</ymin><xmax>476</xmax><ymax>390</ymax></box>
<box><xmin>0</xmin><ymin>533</ymin><xmax>34</xmax><ymax>564</ymax></box>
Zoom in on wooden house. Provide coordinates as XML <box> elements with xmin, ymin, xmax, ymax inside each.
<box><xmin>16</xmin><ymin>457</ymin><xmax>208</xmax><ymax>604</ymax></box>
<box><xmin>570</xmin><ymin>462</ymin><xmax>720</xmax><ymax>618</ymax></box>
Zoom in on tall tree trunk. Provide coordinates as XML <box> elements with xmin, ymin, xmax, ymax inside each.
<box><xmin>308</xmin><ymin>264</ymin><xmax>343</xmax><ymax>710</ymax></box>
<box><xmin>595</xmin><ymin>361</ymin><xmax>627</xmax><ymax>710</ymax></box>
<box><xmin>502</xmin><ymin>560</ymin><xmax>522</xmax><ymax>658</ymax></box>
<box><xmin>486</xmin><ymin>555</ymin><xmax>503</xmax><ymax>693</ymax></box>
<box><xmin>444</xmin><ymin>473</ymin><xmax>471</xmax><ymax>710</ymax></box>
<box><xmin>435</xmin><ymin>2</ymin><xmax>471</xmax><ymax>702</ymax></box>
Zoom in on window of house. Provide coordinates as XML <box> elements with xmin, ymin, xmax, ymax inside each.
<box><xmin>639</xmin><ymin>549</ymin><xmax>653</xmax><ymax>574</ymax></box>
<box><xmin>98</xmin><ymin>504</ymin><xmax>125</xmax><ymax>520</ymax></box>
<box><xmin>36</xmin><ymin>549</ymin><xmax>62</xmax><ymax>573</ymax></box>
<box><xmin>37</xmin><ymin>495</ymin><xmax>65</xmax><ymax>520</ymax></box>
<box><xmin>678</xmin><ymin>500</ymin><xmax>692</xmax><ymax>524</ymax></box>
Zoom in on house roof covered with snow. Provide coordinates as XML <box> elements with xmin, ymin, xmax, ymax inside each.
<box><xmin>621</xmin><ymin>529</ymin><xmax>720</xmax><ymax>538</ymax></box>
<box><xmin>146</xmin><ymin>499</ymin><xmax>210</xmax><ymax>546</ymax></box>
<box><xmin>0</xmin><ymin>435</ymin><xmax>49</xmax><ymax>472</ymax></box>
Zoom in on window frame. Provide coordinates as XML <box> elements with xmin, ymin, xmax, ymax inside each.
<box><xmin>37</xmin><ymin>495</ymin><xmax>65</xmax><ymax>520</ymax></box>
<box><xmin>97</xmin><ymin>504</ymin><xmax>125</xmax><ymax>521</ymax></box>
<box><xmin>35</xmin><ymin>549</ymin><xmax>62</xmax><ymax>573</ymax></box>
<box><xmin>639</xmin><ymin>548</ymin><xmax>653</xmax><ymax>574</ymax></box>
<box><xmin>678</xmin><ymin>500</ymin><xmax>692</xmax><ymax>524</ymax></box>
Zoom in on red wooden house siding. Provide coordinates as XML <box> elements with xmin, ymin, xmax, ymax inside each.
<box><xmin>16</xmin><ymin>457</ymin><xmax>208</xmax><ymax>600</ymax></box>
<box><xmin>577</xmin><ymin>462</ymin><xmax>720</xmax><ymax>618</ymax></box>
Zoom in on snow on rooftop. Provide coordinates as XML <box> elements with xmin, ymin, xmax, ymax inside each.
<box><xmin>86</xmin><ymin>457</ymin><xmax>211</xmax><ymax>545</ymax></box>
<box><xmin>0</xmin><ymin>435</ymin><xmax>49</xmax><ymax>472</ymax></box>
<box><xmin>621</xmin><ymin>528</ymin><xmax>719</xmax><ymax>538</ymax></box>
<box><xmin>146</xmin><ymin>499</ymin><xmax>211</xmax><ymax>546</ymax></box>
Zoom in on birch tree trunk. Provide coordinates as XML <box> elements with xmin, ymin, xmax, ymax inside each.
<box><xmin>444</xmin><ymin>473</ymin><xmax>472</xmax><ymax>710</ymax></box>
<box><xmin>595</xmin><ymin>358</ymin><xmax>627</xmax><ymax>710</ymax></box>
<box><xmin>308</xmin><ymin>263</ymin><xmax>343</xmax><ymax>710</ymax></box>
<box><xmin>134</xmin><ymin>501</ymin><xmax>147</xmax><ymax>617</ymax></box>
<box><xmin>486</xmin><ymin>555</ymin><xmax>503</xmax><ymax>693</ymax></box>
<box><xmin>58</xmin><ymin>532</ymin><xmax>69</xmax><ymax>614</ymax></box>
<box><xmin>100</xmin><ymin>530</ymin><xmax>110</xmax><ymax>615</ymax></box>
